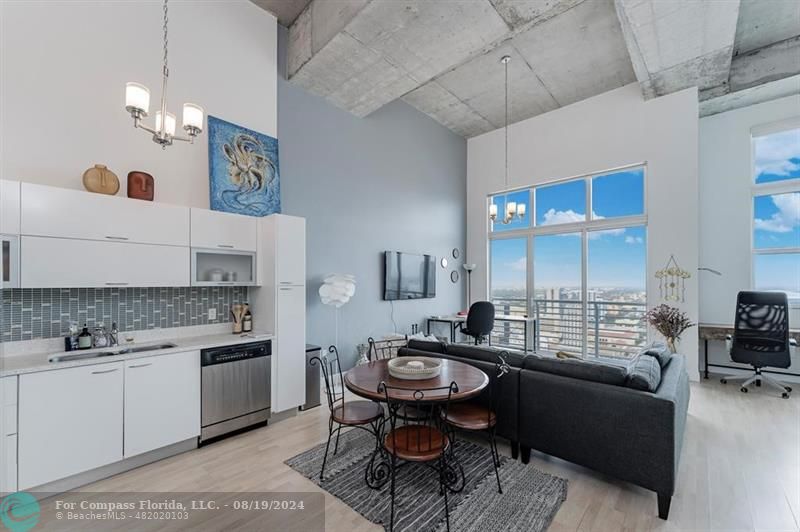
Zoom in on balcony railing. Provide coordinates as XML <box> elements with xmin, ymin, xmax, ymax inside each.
<box><xmin>490</xmin><ymin>297</ymin><xmax>647</xmax><ymax>359</ymax></box>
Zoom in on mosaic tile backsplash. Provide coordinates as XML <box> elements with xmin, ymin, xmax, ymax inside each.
<box><xmin>1</xmin><ymin>287</ymin><xmax>249</xmax><ymax>343</ymax></box>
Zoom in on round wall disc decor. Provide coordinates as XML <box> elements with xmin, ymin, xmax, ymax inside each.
<box><xmin>450</xmin><ymin>270</ymin><xmax>459</xmax><ymax>283</ymax></box>
<box><xmin>440</xmin><ymin>257</ymin><xmax>448</xmax><ymax>269</ymax></box>
<box><xmin>452</xmin><ymin>248</ymin><xmax>460</xmax><ymax>259</ymax></box>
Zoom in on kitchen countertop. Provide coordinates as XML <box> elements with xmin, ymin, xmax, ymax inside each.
<box><xmin>0</xmin><ymin>331</ymin><xmax>274</xmax><ymax>377</ymax></box>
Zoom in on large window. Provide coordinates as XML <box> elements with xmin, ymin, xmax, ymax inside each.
<box><xmin>488</xmin><ymin>166</ymin><xmax>647</xmax><ymax>358</ymax></box>
<box><xmin>751</xmin><ymin>122</ymin><xmax>800</xmax><ymax>303</ymax></box>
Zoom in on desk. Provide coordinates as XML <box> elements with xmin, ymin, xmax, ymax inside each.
<box><xmin>700</xmin><ymin>323</ymin><xmax>800</xmax><ymax>379</ymax></box>
<box><xmin>426</xmin><ymin>315</ymin><xmax>537</xmax><ymax>352</ymax></box>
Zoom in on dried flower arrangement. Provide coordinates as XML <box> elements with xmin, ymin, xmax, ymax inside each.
<box><xmin>644</xmin><ymin>304</ymin><xmax>696</xmax><ymax>352</ymax></box>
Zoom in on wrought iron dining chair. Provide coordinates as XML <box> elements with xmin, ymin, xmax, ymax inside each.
<box><xmin>367</xmin><ymin>336</ymin><xmax>408</xmax><ymax>361</ymax></box>
<box><xmin>311</xmin><ymin>346</ymin><xmax>384</xmax><ymax>482</ymax></box>
<box><xmin>378</xmin><ymin>380</ymin><xmax>459</xmax><ymax>532</ymax></box>
<box><xmin>441</xmin><ymin>352</ymin><xmax>510</xmax><ymax>493</ymax></box>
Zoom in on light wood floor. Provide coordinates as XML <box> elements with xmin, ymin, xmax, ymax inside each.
<box><xmin>72</xmin><ymin>378</ymin><xmax>799</xmax><ymax>531</ymax></box>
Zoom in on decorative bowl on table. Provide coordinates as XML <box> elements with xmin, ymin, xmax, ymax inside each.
<box><xmin>387</xmin><ymin>357</ymin><xmax>442</xmax><ymax>380</ymax></box>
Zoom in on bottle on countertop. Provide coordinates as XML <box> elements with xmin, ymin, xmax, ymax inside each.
<box><xmin>242</xmin><ymin>304</ymin><xmax>253</xmax><ymax>333</ymax></box>
<box><xmin>64</xmin><ymin>322</ymin><xmax>80</xmax><ymax>351</ymax></box>
<box><xmin>93</xmin><ymin>323</ymin><xmax>109</xmax><ymax>348</ymax></box>
<box><xmin>78</xmin><ymin>324</ymin><xmax>93</xmax><ymax>350</ymax></box>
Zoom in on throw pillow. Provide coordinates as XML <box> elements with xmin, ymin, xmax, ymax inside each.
<box><xmin>640</xmin><ymin>342</ymin><xmax>673</xmax><ymax>368</ymax></box>
<box><xmin>626</xmin><ymin>354</ymin><xmax>662</xmax><ymax>392</ymax></box>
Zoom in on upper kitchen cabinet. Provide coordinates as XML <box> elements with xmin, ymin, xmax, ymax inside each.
<box><xmin>21</xmin><ymin>183</ymin><xmax>189</xmax><ymax>246</ymax></box>
<box><xmin>21</xmin><ymin>236</ymin><xmax>189</xmax><ymax>288</ymax></box>
<box><xmin>190</xmin><ymin>208</ymin><xmax>257</xmax><ymax>252</ymax></box>
<box><xmin>260</xmin><ymin>214</ymin><xmax>305</xmax><ymax>286</ymax></box>
<box><xmin>0</xmin><ymin>180</ymin><xmax>21</xmax><ymax>235</ymax></box>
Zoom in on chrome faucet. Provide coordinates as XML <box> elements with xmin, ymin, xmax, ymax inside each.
<box><xmin>109</xmin><ymin>322</ymin><xmax>119</xmax><ymax>347</ymax></box>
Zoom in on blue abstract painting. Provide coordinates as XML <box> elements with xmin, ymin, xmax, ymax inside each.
<box><xmin>208</xmin><ymin>115</ymin><xmax>280</xmax><ymax>216</ymax></box>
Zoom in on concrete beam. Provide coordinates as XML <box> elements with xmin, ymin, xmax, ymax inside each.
<box><xmin>615</xmin><ymin>0</ymin><xmax>741</xmax><ymax>98</ymax></box>
<box><xmin>729</xmin><ymin>36</ymin><xmax>800</xmax><ymax>92</ymax></box>
<box><xmin>700</xmin><ymin>74</ymin><xmax>800</xmax><ymax>117</ymax></box>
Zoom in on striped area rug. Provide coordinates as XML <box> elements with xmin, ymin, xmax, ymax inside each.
<box><xmin>285</xmin><ymin>429</ymin><xmax>567</xmax><ymax>532</ymax></box>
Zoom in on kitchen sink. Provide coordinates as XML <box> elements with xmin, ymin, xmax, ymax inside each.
<box><xmin>48</xmin><ymin>343</ymin><xmax>177</xmax><ymax>363</ymax></box>
<box><xmin>115</xmin><ymin>343</ymin><xmax>177</xmax><ymax>354</ymax></box>
<box><xmin>48</xmin><ymin>351</ymin><xmax>117</xmax><ymax>363</ymax></box>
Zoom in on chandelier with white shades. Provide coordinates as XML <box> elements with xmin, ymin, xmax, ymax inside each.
<box><xmin>489</xmin><ymin>55</ymin><xmax>526</xmax><ymax>225</ymax></box>
<box><xmin>124</xmin><ymin>0</ymin><xmax>203</xmax><ymax>148</ymax></box>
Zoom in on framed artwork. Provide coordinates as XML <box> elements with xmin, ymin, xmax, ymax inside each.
<box><xmin>208</xmin><ymin>115</ymin><xmax>280</xmax><ymax>216</ymax></box>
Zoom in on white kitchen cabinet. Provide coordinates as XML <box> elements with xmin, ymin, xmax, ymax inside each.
<box><xmin>274</xmin><ymin>285</ymin><xmax>306</xmax><ymax>412</ymax></box>
<box><xmin>21</xmin><ymin>182</ymin><xmax>189</xmax><ymax>246</ymax></box>
<box><xmin>0</xmin><ymin>180</ymin><xmax>21</xmax><ymax>235</ymax></box>
<box><xmin>18</xmin><ymin>362</ymin><xmax>124</xmax><ymax>489</ymax></box>
<box><xmin>124</xmin><ymin>351</ymin><xmax>200</xmax><ymax>457</ymax></box>
<box><xmin>191</xmin><ymin>249</ymin><xmax>256</xmax><ymax>286</ymax></box>
<box><xmin>21</xmin><ymin>236</ymin><xmax>189</xmax><ymax>288</ymax></box>
<box><xmin>0</xmin><ymin>376</ymin><xmax>18</xmax><ymax>494</ymax></box>
<box><xmin>191</xmin><ymin>208</ymin><xmax>257</xmax><ymax>252</ymax></box>
<box><xmin>275</xmin><ymin>215</ymin><xmax>305</xmax><ymax>286</ymax></box>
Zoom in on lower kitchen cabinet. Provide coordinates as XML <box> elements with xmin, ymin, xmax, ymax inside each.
<box><xmin>124</xmin><ymin>351</ymin><xmax>200</xmax><ymax>457</ymax></box>
<box><xmin>19</xmin><ymin>362</ymin><xmax>124</xmax><ymax>489</ymax></box>
<box><xmin>1</xmin><ymin>376</ymin><xmax>18</xmax><ymax>494</ymax></box>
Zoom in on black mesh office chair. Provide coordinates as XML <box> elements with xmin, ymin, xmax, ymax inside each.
<box><xmin>720</xmin><ymin>291</ymin><xmax>796</xmax><ymax>399</ymax></box>
<box><xmin>460</xmin><ymin>301</ymin><xmax>495</xmax><ymax>345</ymax></box>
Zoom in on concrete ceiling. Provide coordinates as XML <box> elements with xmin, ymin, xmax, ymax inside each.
<box><xmin>250</xmin><ymin>0</ymin><xmax>311</xmax><ymax>26</ymax></box>
<box><xmin>273</xmin><ymin>0</ymin><xmax>800</xmax><ymax>137</ymax></box>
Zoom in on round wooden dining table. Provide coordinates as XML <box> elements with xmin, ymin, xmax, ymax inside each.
<box><xmin>344</xmin><ymin>358</ymin><xmax>489</xmax><ymax>402</ymax></box>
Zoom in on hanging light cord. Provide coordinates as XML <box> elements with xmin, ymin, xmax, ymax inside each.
<box><xmin>162</xmin><ymin>0</ymin><xmax>169</xmax><ymax>77</ymax></box>
<box><xmin>504</xmin><ymin>56</ymin><xmax>509</xmax><ymax>188</ymax></box>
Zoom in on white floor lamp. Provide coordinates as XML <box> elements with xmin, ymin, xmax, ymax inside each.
<box><xmin>319</xmin><ymin>274</ymin><xmax>356</xmax><ymax>349</ymax></box>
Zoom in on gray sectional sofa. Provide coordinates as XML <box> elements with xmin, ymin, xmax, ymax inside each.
<box><xmin>398</xmin><ymin>340</ymin><xmax>690</xmax><ymax>520</ymax></box>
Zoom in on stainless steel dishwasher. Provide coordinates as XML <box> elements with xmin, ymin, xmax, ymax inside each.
<box><xmin>200</xmin><ymin>340</ymin><xmax>271</xmax><ymax>443</ymax></box>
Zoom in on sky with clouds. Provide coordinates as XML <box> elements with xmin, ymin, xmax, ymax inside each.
<box><xmin>490</xmin><ymin>170</ymin><xmax>646</xmax><ymax>292</ymax></box>
<box><xmin>753</xmin><ymin>127</ymin><xmax>799</xmax><ymax>297</ymax></box>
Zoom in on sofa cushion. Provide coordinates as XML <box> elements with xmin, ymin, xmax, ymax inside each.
<box><xmin>626</xmin><ymin>355</ymin><xmax>662</xmax><ymax>392</ymax></box>
<box><xmin>522</xmin><ymin>354</ymin><xmax>629</xmax><ymax>386</ymax></box>
<box><xmin>640</xmin><ymin>342</ymin><xmax>673</xmax><ymax>368</ymax></box>
<box><xmin>444</xmin><ymin>343</ymin><xmax>528</xmax><ymax>368</ymax></box>
<box><xmin>407</xmin><ymin>338</ymin><xmax>446</xmax><ymax>354</ymax></box>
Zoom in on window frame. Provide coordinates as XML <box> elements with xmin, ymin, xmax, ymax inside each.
<box><xmin>486</xmin><ymin>163</ymin><xmax>648</xmax><ymax>356</ymax></box>
<box><xmin>750</xmin><ymin>118</ymin><xmax>800</xmax><ymax>303</ymax></box>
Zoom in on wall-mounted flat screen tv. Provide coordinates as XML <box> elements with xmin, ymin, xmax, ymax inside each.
<box><xmin>383</xmin><ymin>251</ymin><xmax>436</xmax><ymax>300</ymax></box>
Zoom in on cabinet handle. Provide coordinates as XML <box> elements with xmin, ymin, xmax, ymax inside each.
<box><xmin>91</xmin><ymin>368</ymin><xmax>119</xmax><ymax>375</ymax></box>
<box><xmin>105</xmin><ymin>236</ymin><xmax>129</xmax><ymax>241</ymax></box>
<box><xmin>106</xmin><ymin>282</ymin><xmax>129</xmax><ymax>286</ymax></box>
<box><xmin>279</xmin><ymin>287</ymin><xmax>293</xmax><ymax>291</ymax></box>
<box><xmin>128</xmin><ymin>363</ymin><xmax>152</xmax><ymax>369</ymax></box>
<box><xmin>279</xmin><ymin>281</ymin><xmax>293</xmax><ymax>285</ymax></box>
<box><xmin>217</xmin><ymin>244</ymin><xmax>234</xmax><ymax>249</ymax></box>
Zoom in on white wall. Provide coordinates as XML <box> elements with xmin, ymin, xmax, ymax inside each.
<box><xmin>699</xmin><ymin>94</ymin><xmax>800</xmax><ymax>324</ymax></box>
<box><xmin>699</xmin><ymin>95</ymin><xmax>800</xmax><ymax>377</ymax></box>
<box><xmin>467</xmin><ymin>84</ymin><xmax>701</xmax><ymax>380</ymax></box>
<box><xmin>0</xmin><ymin>1</ymin><xmax>277</xmax><ymax>208</ymax></box>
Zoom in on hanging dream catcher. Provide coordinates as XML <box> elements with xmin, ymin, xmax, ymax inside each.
<box><xmin>655</xmin><ymin>255</ymin><xmax>691</xmax><ymax>302</ymax></box>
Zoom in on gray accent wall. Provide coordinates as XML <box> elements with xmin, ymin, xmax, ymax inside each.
<box><xmin>277</xmin><ymin>26</ymin><xmax>467</xmax><ymax>368</ymax></box>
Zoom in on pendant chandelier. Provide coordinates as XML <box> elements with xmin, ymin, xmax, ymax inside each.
<box><xmin>489</xmin><ymin>55</ymin><xmax>526</xmax><ymax>225</ymax></box>
<box><xmin>124</xmin><ymin>0</ymin><xmax>204</xmax><ymax>149</ymax></box>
